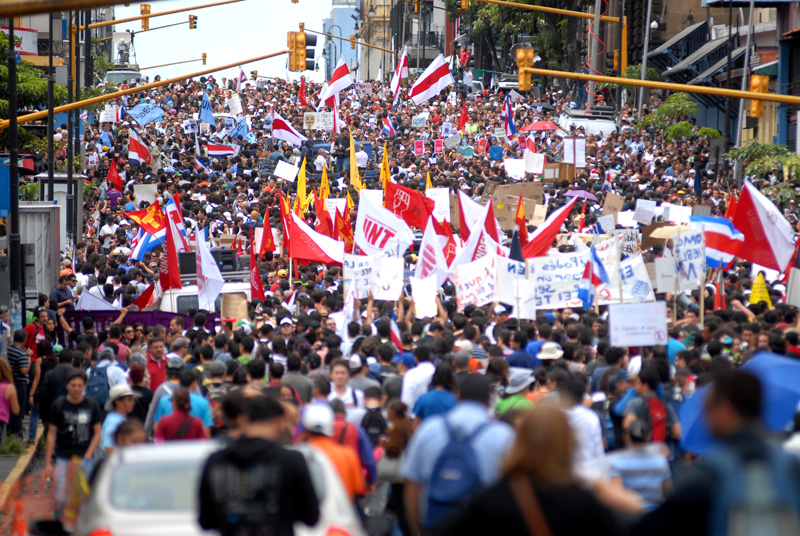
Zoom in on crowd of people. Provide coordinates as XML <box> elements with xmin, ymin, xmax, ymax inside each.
<box><xmin>3</xmin><ymin>62</ymin><xmax>800</xmax><ymax>536</ymax></box>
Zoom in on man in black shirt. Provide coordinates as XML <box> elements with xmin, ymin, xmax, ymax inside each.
<box><xmin>7</xmin><ymin>330</ymin><xmax>29</xmax><ymax>436</ymax></box>
<box><xmin>199</xmin><ymin>394</ymin><xmax>319</xmax><ymax>536</ymax></box>
<box><xmin>49</xmin><ymin>275</ymin><xmax>76</xmax><ymax>312</ymax></box>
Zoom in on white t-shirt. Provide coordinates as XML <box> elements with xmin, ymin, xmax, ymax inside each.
<box><xmin>100</xmin><ymin>223</ymin><xmax>119</xmax><ymax>249</ymax></box>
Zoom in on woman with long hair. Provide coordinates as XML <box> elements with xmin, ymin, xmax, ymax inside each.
<box><xmin>442</xmin><ymin>405</ymin><xmax>618</xmax><ymax>535</ymax></box>
<box><xmin>412</xmin><ymin>362</ymin><xmax>457</xmax><ymax>424</ymax></box>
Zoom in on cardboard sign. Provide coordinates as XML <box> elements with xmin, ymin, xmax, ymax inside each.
<box><xmin>494</xmin><ymin>195</ymin><xmax>541</xmax><ymax>231</ymax></box>
<box><xmin>494</xmin><ymin>182</ymin><xmax>544</xmax><ymax>205</ymax></box>
<box><xmin>221</xmin><ymin>292</ymin><xmax>248</xmax><ymax>322</ymax></box>
<box><xmin>274</xmin><ymin>160</ymin><xmax>299</xmax><ymax>182</ymax></box>
<box><xmin>530</xmin><ymin>204</ymin><xmax>548</xmax><ymax>228</ymax></box>
<box><xmin>641</xmin><ymin>222</ymin><xmax>673</xmax><ymax>250</ymax></box>
<box><xmin>602</xmin><ymin>192</ymin><xmax>625</xmax><ymax>223</ymax></box>
<box><xmin>608</xmin><ymin>301</ymin><xmax>668</xmax><ymax>347</ymax></box>
<box><xmin>343</xmin><ymin>254</ymin><xmax>374</xmax><ymax>299</ymax></box>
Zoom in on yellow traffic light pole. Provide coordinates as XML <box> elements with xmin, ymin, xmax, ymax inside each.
<box><xmin>520</xmin><ymin>67</ymin><xmax>800</xmax><ymax>107</ymax></box>
<box><xmin>0</xmin><ymin>49</ymin><xmax>289</xmax><ymax>131</ymax></box>
<box><xmin>139</xmin><ymin>57</ymin><xmax>206</xmax><ymax>71</ymax></box>
<box><xmin>70</xmin><ymin>0</ymin><xmax>244</xmax><ymax>91</ymax></box>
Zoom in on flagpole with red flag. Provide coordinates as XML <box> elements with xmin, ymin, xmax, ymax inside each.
<box><xmin>249</xmin><ymin>227</ymin><xmax>267</xmax><ymax>302</ymax></box>
<box><xmin>107</xmin><ymin>159</ymin><xmax>123</xmax><ymax>192</ymax></box>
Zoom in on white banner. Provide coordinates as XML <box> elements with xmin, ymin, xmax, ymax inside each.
<box><xmin>597</xmin><ymin>253</ymin><xmax>657</xmax><ymax>304</ymax></box>
<box><xmin>526</xmin><ymin>250</ymin><xmax>590</xmax><ymax>309</ymax></box>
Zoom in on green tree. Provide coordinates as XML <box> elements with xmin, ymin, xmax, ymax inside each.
<box><xmin>638</xmin><ymin>92</ymin><xmax>698</xmax><ymax>130</ymax></box>
<box><xmin>0</xmin><ymin>32</ymin><xmax>68</xmax><ymax>118</ymax></box>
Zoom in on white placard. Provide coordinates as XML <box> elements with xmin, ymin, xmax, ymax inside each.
<box><xmin>496</xmin><ymin>257</ymin><xmax>527</xmax><ymax>305</ymax></box>
<box><xmin>370</xmin><ymin>256</ymin><xmax>404</xmax><ymax>301</ymax></box>
<box><xmin>410</xmin><ymin>275</ymin><xmax>438</xmax><ymax>318</ymax></box>
<box><xmin>274</xmin><ymin>160</ymin><xmax>299</xmax><ymax>182</ymax></box>
<box><xmin>343</xmin><ymin>254</ymin><xmax>374</xmax><ymax>299</ymax></box>
<box><xmin>454</xmin><ymin>254</ymin><xmax>497</xmax><ymax>308</ymax></box>
<box><xmin>425</xmin><ymin>188</ymin><xmax>451</xmax><ymax>223</ymax></box>
<box><xmin>511</xmin><ymin>279</ymin><xmax>537</xmax><ymax>320</ymax></box>
<box><xmin>574</xmin><ymin>137</ymin><xmax>586</xmax><ymax>168</ymax></box>
<box><xmin>325</xmin><ymin>198</ymin><xmax>347</xmax><ymax>223</ymax></box>
<box><xmin>674</xmin><ymin>228</ymin><xmax>705</xmax><ymax>291</ymax></box>
<box><xmin>228</xmin><ymin>94</ymin><xmax>243</xmax><ymax>117</ymax></box>
<box><xmin>524</xmin><ymin>151</ymin><xmax>545</xmax><ymax>174</ymax></box>
<box><xmin>608</xmin><ymin>301</ymin><xmax>668</xmax><ymax>347</ymax></box>
<box><xmin>444</xmin><ymin>134</ymin><xmax>462</xmax><ymax>150</ymax></box>
<box><xmin>132</xmin><ymin>184</ymin><xmax>158</xmax><ymax>205</ymax></box>
<box><xmin>360</xmin><ymin>189</ymin><xmax>384</xmax><ymax>207</ymax></box>
<box><xmin>563</xmin><ymin>138</ymin><xmax>575</xmax><ymax>165</ymax></box>
<box><xmin>633</xmin><ymin>206</ymin><xmax>655</xmax><ymax>226</ymax></box>
<box><xmin>182</xmin><ymin>119</ymin><xmax>198</xmax><ymax>134</ymax></box>
<box><xmin>597</xmin><ymin>253</ymin><xmax>657</xmax><ymax>304</ymax></box>
<box><xmin>441</xmin><ymin>122</ymin><xmax>453</xmax><ymax>137</ymax></box>
<box><xmin>99</xmin><ymin>106</ymin><xmax>118</xmax><ymax>123</ymax></box>
<box><xmin>503</xmin><ymin>159</ymin><xmax>527</xmax><ymax>180</ymax></box>
<box><xmin>597</xmin><ymin>214</ymin><xmax>616</xmax><ymax>234</ymax></box>
<box><xmin>654</xmin><ymin>256</ymin><xmax>676</xmax><ymax>293</ymax></box>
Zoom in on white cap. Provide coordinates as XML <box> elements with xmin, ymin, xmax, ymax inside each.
<box><xmin>301</xmin><ymin>403</ymin><xmax>334</xmax><ymax>437</ymax></box>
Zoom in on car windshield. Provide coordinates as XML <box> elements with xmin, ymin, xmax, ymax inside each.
<box><xmin>176</xmin><ymin>291</ymin><xmax>243</xmax><ymax>315</ymax></box>
<box><xmin>111</xmin><ymin>459</ymin><xmax>203</xmax><ymax>511</ymax></box>
<box><xmin>104</xmin><ymin>72</ymin><xmax>141</xmax><ymax>85</ymax></box>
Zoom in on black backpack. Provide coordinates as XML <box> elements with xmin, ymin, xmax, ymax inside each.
<box><xmin>361</xmin><ymin>407</ymin><xmax>387</xmax><ymax>448</ymax></box>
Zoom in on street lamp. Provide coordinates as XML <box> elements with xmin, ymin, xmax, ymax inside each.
<box><xmin>637</xmin><ymin>0</ymin><xmax>655</xmax><ymax>118</ymax></box>
<box><xmin>325</xmin><ymin>24</ymin><xmax>342</xmax><ymax>78</ymax></box>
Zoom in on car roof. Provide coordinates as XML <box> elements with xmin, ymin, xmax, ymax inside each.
<box><xmin>116</xmin><ymin>440</ymin><xmax>220</xmax><ymax>464</ymax></box>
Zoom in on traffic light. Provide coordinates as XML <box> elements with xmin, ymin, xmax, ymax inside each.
<box><xmin>749</xmin><ymin>74</ymin><xmax>769</xmax><ymax>118</ymax></box>
<box><xmin>457</xmin><ymin>0</ymin><xmax>469</xmax><ymax>8</ymax></box>
<box><xmin>288</xmin><ymin>30</ymin><xmax>317</xmax><ymax>71</ymax></box>
<box><xmin>414</xmin><ymin>0</ymin><xmax>420</xmax><ymax>13</ymax></box>
<box><xmin>202</xmin><ymin>53</ymin><xmax>206</xmax><ymax>65</ymax></box>
<box><xmin>350</xmin><ymin>35</ymin><xmax>356</xmax><ymax>49</ymax></box>
<box><xmin>516</xmin><ymin>47</ymin><xmax>534</xmax><ymax>91</ymax></box>
<box><xmin>140</xmin><ymin>4</ymin><xmax>151</xmax><ymax>30</ymax></box>
<box><xmin>251</xmin><ymin>70</ymin><xmax>258</xmax><ymax>79</ymax></box>
<box><xmin>189</xmin><ymin>15</ymin><xmax>196</xmax><ymax>29</ymax></box>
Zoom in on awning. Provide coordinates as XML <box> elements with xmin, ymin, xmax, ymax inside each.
<box><xmin>753</xmin><ymin>60</ymin><xmax>778</xmax><ymax>77</ymax></box>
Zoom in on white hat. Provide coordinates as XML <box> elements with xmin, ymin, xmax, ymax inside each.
<box><xmin>301</xmin><ymin>403</ymin><xmax>334</xmax><ymax>436</ymax></box>
<box><xmin>538</xmin><ymin>342</ymin><xmax>564</xmax><ymax>361</ymax></box>
<box><xmin>105</xmin><ymin>384</ymin><xmax>140</xmax><ymax>411</ymax></box>
<box><xmin>280</xmin><ymin>317</ymin><xmax>294</xmax><ymax>326</ymax></box>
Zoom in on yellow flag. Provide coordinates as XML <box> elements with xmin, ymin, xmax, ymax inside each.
<box><xmin>320</xmin><ymin>166</ymin><xmax>330</xmax><ymax>201</ymax></box>
<box><xmin>381</xmin><ymin>142</ymin><xmax>390</xmax><ymax>191</ymax></box>
<box><xmin>426</xmin><ymin>171</ymin><xmax>433</xmax><ymax>190</ymax></box>
<box><xmin>302</xmin><ymin>190</ymin><xmax>315</xmax><ymax>213</ymax></box>
<box><xmin>750</xmin><ymin>272</ymin><xmax>773</xmax><ymax>309</ymax></box>
<box><xmin>347</xmin><ymin>190</ymin><xmax>355</xmax><ymax>212</ymax></box>
<box><xmin>349</xmin><ymin>129</ymin><xmax>363</xmax><ymax>192</ymax></box>
<box><xmin>296</xmin><ymin>158</ymin><xmax>307</xmax><ymax>213</ymax></box>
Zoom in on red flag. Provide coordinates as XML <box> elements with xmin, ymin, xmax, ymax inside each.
<box><xmin>521</xmin><ymin>198</ymin><xmax>577</xmax><ymax>258</ymax></box>
<box><xmin>249</xmin><ymin>227</ymin><xmax>267</xmax><ymax>302</ymax></box>
<box><xmin>384</xmin><ymin>181</ymin><xmax>435</xmax><ymax>230</ymax></box>
<box><xmin>314</xmin><ymin>189</ymin><xmax>334</xmax><ymax>238</ymax></box>
<box><xmin>457</xmin><ymin>103</ymin><xmax>468</xmax><ymax>132</ymax></box>
<box><xmin>298</xmin><ymin>77</ymin><xmax>308</xmax><ymax>107</ymax></box>
<box><xmin>289</xmin><ymin>212</ymin><xmax>345</xmax><ymax>265</ymax></box>
<box><xmin>732</xmin><ymin>182</ymin><xmax>794</xmax><ymax>271</ymax></box>
<box><xmin>714</xmin><ymin>272</ymin><xmax>726</xmax><ymax>311</ymax></box>
<box><xmin>335</xmin><ymin>208</ymin><xmax>354</xmax><ymax>254</ymax></box>
<box><xmin>124</xmin><ymin>200</ymin><xmax>166</xmax><ymax>235</ymax></box>
<box><xmin>443</xmin><ymin>233</ymin><xmax>457</xmax><ymax>266</ymax></box>
<box><xmin>432</xmin><ymin>216</ymin><xmax>453</xmax><ymax>239</ymax></box>
<box><xmin>578</xmin><ymin>200</ymin><xmax>587</xmax><ymax>233</ymax></box>
<box><xmin>107</xmin><ymin>159</ymin><xmax>123</xmax><ymax>192</ymax></box>
<box><xmin>131</xmin><ymin>283</ymin><xmax>155</xmax><ymax>310</ymax></box>
<box><xmin>259</xmin><ymin>220</ymin><xmax>276</xmax><ymax>259</ymax></box>
<box><xmin>514</xmin><ymin>193</ymin><xmax>528</xmax><ymax>247</ymax></box>
<box><xmin>278</xmin><ymin>191</ymin><xmax>292</xmax><ymax>244</ymax></box>
<box><xmin>159</xmin><ymin>210</ymin><xmax>183</xmax><ymax>292</ymax></box>
<box><xmin>725</xmin><ymin>195</ymin><xmax>738</xmax><ymax>221</ymax></box>
<box><xmin>484</xmin><ymin>201</ymin><xmax>501</xmax><ymax>243</ymax></box>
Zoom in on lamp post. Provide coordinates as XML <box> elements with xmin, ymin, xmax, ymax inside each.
<box><xmin>325</xmin><ymin>23</ymin><xmax>342</xmax><ymax>79</ymax></box>
<box><xmin>637</xmin><ymin>1</ymin><xmax>657</xmax><ymax>118</ymax></box>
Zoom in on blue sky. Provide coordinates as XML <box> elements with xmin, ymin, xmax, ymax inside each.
<box><xmin>114</xmin><ymin>0</ymin><xmax>332</xmax><ymax>83</ymax></box>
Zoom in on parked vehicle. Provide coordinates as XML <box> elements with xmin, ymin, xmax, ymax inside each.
<box><xmin>556</xmin><ymin>106</ymin><xmax>618</xmax><ymax>137</ymax></box>
<box><xmin>71</xmin><ymin>441</ymin><xmax>366</xmax><ymax>536</ymax></box>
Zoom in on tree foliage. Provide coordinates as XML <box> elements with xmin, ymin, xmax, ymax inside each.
<box><xmin>725</xmin><ymin>139</ymin><xmax>800</xmax><ymax>203</ymax></box>
<box><xmin>0</xmin><ymin>32</ymin><xmax>68</xmax><ymax>119</ymax></box>
<box><xmin>637</xmin><ymin>92</ymin><xmax>698</xmax><ymax>130</ymax></box>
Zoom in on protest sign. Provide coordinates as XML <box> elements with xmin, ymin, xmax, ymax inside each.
<box><xmin>531</xmin><ymin>204</ymin><xmax>548</xmax><ymax>228</ymax></box>
<box><xmin>182</xmin><ymin>119</ymin><xmax>198</xmax><ymax>134</ymax></box>
<box><xmin>274</xmin><ymin>160</ymin><xmax>299</xmax><ymax>182</ymax></box>
<box><xmin>512</xmin><ymin>279</ymin><xmax>538</xmax><ymax>320</ymax></box>
<box><xmin>411</xmin><ymin>114</ymin><xmax>428</xmax><ymax>128</ymax></box>
<box><xmin>426</xmin><ymin>188</ymin><xmax>451</xmax><ymax>222</ymax></box>
<box><xmin>325</xmin><ymin>198</ymin><xmax>347</xmax><ymax>223</ymax></box>
<box><xmin>633</xmin><ymin>206</ymin><xmax>655</xmax><ymax>226</ymax></box>
<box><xmin>503</xmin><ymin>159</ymin><xmax>526</xmax><ymax>180</ymax></box>
<box><xmin>370</xmin><ymin>257</ymin><xmax>404</xmax><ymax>300</ymax></box>
<box><xmin>563</xmin><ymin>138</ymin><xmax>575</xmax><ymax>165</ymax></box>
<box><xmin>454</xmin><ymin>254</ymin><xmax>497</xmax><ymax>308</ymax></box>
<box><xmin>524</xmin><ymin>151</ymin><xmax>545</xmax><ymax>174</ymax></box>
<box><xmin>414</xmin><ymin>140</ymin><xmax>424</xmax><ymax>155</ymax></box>
<box><xmin>641</xmin><ymin>222</ymin><xmax>673</xmax><ymax>250</ymax></box>
<box><xmin>493</xmin><ymin>127</ymin><xmax>507</xmax><ymax>140</ymax></box>
<box><xmin>673</xmin><ymin>228</ymin><xmax>705</xmax><ymax>291</ymax></box>
<box><xmin>597</xmin><ymin>253</ymin><xmax>656</xmax><ymax>304</ymax></box>
<box><xmin>456</xmin><ymin>146</ymin><xmax>474</xmax><ymax>159</ymax></box>
<box><xmin>526</xmin><ymin>250</ymin><xmax>590</xmax><ymax>309</ymax></box>
<box><xmin>303</xmin><ymin>112</ymin><xmax>333</xmax><ymax>130</ymax></box>
<box><xmin>477</xmin><ymin>138</ymin><xmax>489</xmax><ymax>153</ymax></box>
<box><xmin>221</xmin><ymin>292</ymin><xmax>248</xmax><ymax>321</ymax></box>
<box><xmin>608</xmin><ymin>301</ymin><xmax>668</xmax><ymax>347</ymax></box>
<box><xmin>665</xmin><ymin>204</ymin><xmax>692</xmax><ymax>225</ymax></box>
<box><xmin>441</xmin><ymin>122</ymin><xmax>453</xmax><ymax>137</ymax></box>
<box><xmin>343</xmin><ymin>254</ymin><xmax>373</xmax><ymax>299</ymax></box>
<box><xmin>99</xmin><ymin>106</ymin><xmax>118</xmax><ymax>123</ymax></box>
<box><xmin>227</xmin><ymin>94</ymin><xmax>242</xmax><ymax>116</ymax></box>
<box><xmin>359</xmin><ymin>189</ymin><xmax>384</xmax><ymax>207</ymax></box>
<box><xmin>692</xmin><ymin>204</ymin><xmax>712</xmax><ymax>216</ymax></box>
<box><xmin>494</xmin><ymin>182</ymin><xmax>544</xmax><ymax>205</ymax></box>
<box><xmin>258</xmin><ymin>158</ymin><xmax>278</xmax><ymax>178</ymax></box>
<box><xmin>434</xmin><ymin>139</ymin><xmax>444</xmax><ymax>154</ymax></box>
<box><xmin>654</xmin><ymin>256</ymin><xmax>677</xmax><ymax>293</ymax></box>
<box><xmin>496</xmin><ymin>257</ymin><xmax>528</xmax><ymax>305</ymax></box>
<box><xmin>596</xmin><ymin>214</ymin><xmax>616</xmax><ymax>234</ymax></box>
<box><xmin>610</xmin><ymin>229</ymin><xmax>639</xmax><ymax>256</ymax></box>
<box><xmin>133</xmin><ymin>184</ymin><xmax>158</xmax><ymax>205</ymax></box>
<box><xmin>574</xmin><ymin>137</ymin><xmax>586</xmax><ymax>168</ymax></box>
<box><xmin>224</xmin><ymin>116</ymin><xmax>236</xmax><ymax>131</ymax></box>
<box><xmin>602</xmin><ymin>192</ymin><xmax>624</xmax><ymax>222</ymax></box>
<box><xmin>444</xmin><ymin>134</ymin><xmax>462</xmax><ymax>150</ymax></box>
<box><xmin>410</xmin><ymin>275</ymin><xmax>439</xmax><ymax>318</ymax></box>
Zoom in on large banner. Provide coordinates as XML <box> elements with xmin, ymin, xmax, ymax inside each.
<box><xmin>526</xmin><ymin>250</ymin><xmax>590</xmax><ymax>309</ymax></box>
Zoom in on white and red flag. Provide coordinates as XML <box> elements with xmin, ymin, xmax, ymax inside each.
<box><xmin>409</xmin><ymin>54</ymin><xmax>455</xmax><ymax>105</ymax></box>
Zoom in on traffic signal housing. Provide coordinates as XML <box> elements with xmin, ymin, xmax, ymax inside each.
<box><xmin>749</xmin><ymin>74</ymin><xmax>769</xmax><ymax>118</ymax></box>
<box><xmin>516</xmin><ymin>47</ymin><xmax>535</xmax><ymax>91</ymax></box>
<box><xmin>189</xmin><ymin>15</ymin><xmax>197</xmax><ymax>29</ymax></box>
<box><xmin>457</xmin><ymin>0</ymin><xmax>469</xmax><ymax>9</ymax></box>
<box><xmin>350</xmin><ymin>35</ymin><xmax>356</xmax><ymax>49</ymax></box>
<box><xmin>288</xmin><ymin>31</ymin><xmax>317</xmax><ymax>71</ymax></box>
<box><xmin>202</xmin><ymin>53</ymin><xmax>206</xmax><ymax>65</ymax></box>
<box><xmin>415</xmin><ymin>0</ymin><xmax>420</xmax><ymax>13</ymax></box>
<box><xmin>251</xmin><ymin>70</ymin><xmax>258</xmax><ymax>79</ymax></box>
<box><xmin>140</xmin><ymin>4</ymin><xmax>151</xmax><ymax>30</ymax></box>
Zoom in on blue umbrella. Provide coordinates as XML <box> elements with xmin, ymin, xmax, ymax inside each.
<box><xmin>679</xmin><ymin>353</ymin><xmax>800</xmax><ymax>455</ymax></box>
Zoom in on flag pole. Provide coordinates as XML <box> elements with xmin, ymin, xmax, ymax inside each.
<box><xmin>699</xmin><ymin>268</ymin><xmax>706</xmax><ymax>328</ymax></box>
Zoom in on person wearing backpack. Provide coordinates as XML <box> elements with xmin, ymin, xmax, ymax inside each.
<box><xmin>623</xmin><ymin>366</ymin><xmax>681</xmax><ymax>444</ymax></box>
<box><xmin>633</xmin><ymin>370</ymin><xmax>800</xmax><ymax>536</ymax></box>
<box><xmin>86</xmin><ymin>347</ymin><xmax>127</xmax><ymax>411</ymax></box>
<box><xmin>402</xmin><ymin>374</ymin><xmax>515</xmax><ymax>534</ymax></box>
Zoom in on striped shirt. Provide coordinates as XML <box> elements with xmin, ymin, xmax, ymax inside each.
<box><xmin>7</xmin><ymin>345</ymin><xmax>30</xmax><ymax>385</ymax></box>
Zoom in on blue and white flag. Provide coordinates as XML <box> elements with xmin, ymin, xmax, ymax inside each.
<box><xmin>229</xmin><ymin>118</ymin><xmax>249</xmax><ymax>140</ymax></box>
<box><xmin>126</xmin><ymin>103</ymin><xmax>165</xmax><ymax>126</ymax></box>
<box><xmin>130</xmin><ymin>227</ymin><xmax>165</xmax><ymax>261</ymax></box>
<box><xmin>503</xmin><ymin>93</ymin><xmax>516</xmax><ymax>139</ymax></box>
<box><xmin>199</xmin><ymin>91</ymin><xmax>215</xmax><ymax>124</ymax></box>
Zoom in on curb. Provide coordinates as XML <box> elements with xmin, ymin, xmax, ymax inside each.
<box><xmin>0</xmin><ymin>428</ymin><xmax>44</xmax><ymax>509</ymax></box>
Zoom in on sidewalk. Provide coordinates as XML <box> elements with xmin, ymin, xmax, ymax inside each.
<box><xmin>0</xmin><ymin>417</ymin><xmax>43</xmax><ymax>509</ymax></box>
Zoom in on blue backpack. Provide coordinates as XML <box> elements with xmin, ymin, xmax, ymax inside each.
<box><xmin>424</xmin><ymin>419</ymin><xmax>489</xmax><ymax>529</ymax></box>
<box><xmin>85</xmin><ymin>366</ymin><xmax>110</xmax><ymax>407</ymax></box>
<box><xmin>707</xmin><ymin>443</ymin><xmax>800</xmax><ymax>536</ymax></box>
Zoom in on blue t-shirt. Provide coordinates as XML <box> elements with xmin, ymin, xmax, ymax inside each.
<box><xmin>488</xmin><ymin>145</ymin><xmax>504</xmax><ymax>161</ymax></box>
<box><xmin>525</xmin><ymin>340</ymin><xmax>545</xmax><ymax>367</ymax></box>
<box><xmin>153</xmin><ymin>392</ymin><xmax>213</xmax><ymax>427</ymax></box>
<box><xmin>413</xmin><ymin>389</ymin><xmax>456</xmax><ymax>420</ymax></box>
<box><xmin>100</xmin><ymin>411</ymin><xmax>127</xmax><ymax>450</ymax></box>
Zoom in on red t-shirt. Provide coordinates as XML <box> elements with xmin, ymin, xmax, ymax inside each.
<box><xmin>154</xmin><ymin>410</ymin><xmax>205</xmax><ymax>441</ymax></box>
<box><xmin>147</xmin><ymin>354</ymin><xmax>166</xmax><ymax>391</ymax></box>
<box><xmin>23</xmin><ymin>323</ymin><xmax>45</xmax><ymax>362</ymax></box>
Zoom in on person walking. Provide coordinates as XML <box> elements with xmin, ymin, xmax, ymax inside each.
<box><xmin>154</xmin><ymin>388</ymin><xmax>205</xmax><ymax>441</ymax></box>
<box><xmin>0</xmin><ymin>360</ymin><xmax>20</xmax><ymax>443</ymax></box>
<box><xmin>6</xmin><ymin>330</ymin><xmax>29</xmax><ymax>437</ymax></box>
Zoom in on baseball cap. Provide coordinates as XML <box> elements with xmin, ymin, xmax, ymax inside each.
<box><xmin>208</xmin><ymin>361</ymin><xmax>226</xmax><ymax>377</ymax></box>
<box><xmin>393</xmin><ymin>353</ymin><xmax>416</xmax><ymax>369</ymax></box>
<box><xmin>493</xmin><ymin>305</ymin><xmax>507</xmax><ymax>315</ymax></box>
<box><xmin>349</xmin><ymin>354</ymin><xmax>364</xmax><ymax>373</ymax></box>
<box><xmin>280</xmin><ymin>317</ymin><xmax>294</xmax><ymax>326</ymax></box>
<box><xmin>628</xmin><ymin>419</ymin><xmax>651</xmax><ymax>442</ymax></box>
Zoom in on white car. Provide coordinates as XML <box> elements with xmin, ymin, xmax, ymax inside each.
<box><xmin>159</xmin><ymin>282</ymin><xmax>251</xmax><ymax>315</ymax></box>
<box><xmin>556</xmin><ymin>107</ymin><xmax>618</xmax><ymax>138</ymax></box>
<box><xmin>72</xmin><ymin>440</ymin><xmax>365</xmax><ymax>536</ymax></box>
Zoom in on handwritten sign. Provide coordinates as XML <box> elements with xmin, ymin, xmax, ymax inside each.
<box><xmin>99</xmin><ymin>106</ymin><xmax>118</xmax><ymax>123</ymax></box>
<box><xmin>602</xmin><ymin>192</ymin><xmax>624</xmax><ymax>223</ymax></box>
<box><xmin>531</xmin><ymin>204</ymin><xmax>548</xmax><ymax>228</ymax></box>
<box><xmin>343</xmin><ymin>254</ymin><xmax>374</xmax><ymax>299</ymax></box>
<box><xmin>411</xmin><ymin>113</ymin><xmax>428</xmax><ymax>128</ymax></box>
<box><xmin>258</xmin><ymin>158</ymin><xmax>278</xmax><ymax>177</ymax></box>
<box><xmin>370</xmin><ymin>257</ymin><xmax>404</xmax><ymax>301</ymax></box>
<box><xmin>610</xmin><ymin>229</ymin><xmax>639</xmax><ymax>256</ymax></box>
<box><xmin>414</xmin><ymin>140</ymin><xmax>424</xmax><ymax>156</ymax></box>
<box><xmin>495</xmin><ymin>257</ymin><xmax>528</xmax><ymax>305</ymax></box>
<box><xmin>426</xmin><ymin>188</ymin><xmax>451</xmax><ymax>222</ymax></box>
<box><xmin>597</xmin><ymin>253</ymin><xmax>657</xmax><ymax>304</ymax></box>
<box><xmin>526</xmin><ymin>250</ymin><xmax>590</xmax><ymax>309</ymax></box>
<box><xmin>434</xmin><ymin>139</ymin><xmax>444</xmax><ymax>154</ymax></box>
<box><xmin>674</xmin><ymin>228</ymin><xmax>705</xmax><ymax>291</ymax></box>
<box><xmin>444</xmin><ymin>134</ymin><xmax>462</xmax><ymax>150</ymax></box>
<box><xmin>274</xmin><ymin>160</ymin><xmax>299</xmax><ymax>182</ymax></box>
<box><xmin>608</xmin><ymin>301</ymin><xmax>668</xmax><ymax>347</ymax></box>
<box><xmin>454</xmin><ymin>254</ymin><xmax>497</xmax><ymax>308</ymax></box>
